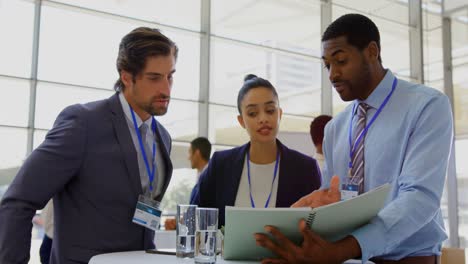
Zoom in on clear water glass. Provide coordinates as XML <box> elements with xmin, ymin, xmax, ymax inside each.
<box><xmin>195</xmin><ymin>208</ymin><xmax>218</xmax><ymax>264</ymax></box>
<box><xmin>176</xmin><ymin>204</ymin><xmax>197</xmax><ymax>258</ymax></box>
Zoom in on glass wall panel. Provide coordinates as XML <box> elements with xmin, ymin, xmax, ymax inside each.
<box><xmin>0</xmin><ymin>126</ymin><xmax>27</xmax><ymax>198</ymax></box>
<box><xmin>54</xmin><ymin>0</ymin><xmax>201</xmax><ymax>31</ymax></box>
<box><xmin>332</xmin><ymin>0</ymin><xmax>409</xmax><ymax>26</ymax></box>
<box><xmin>38</xmin><ymin>4</ymin><xmax>200</xmax><ymax>100</ymax></box>
<box><xmin>211</xmin><ymin>39</ymin><xmax>321</xmax><ymax>116</ymax></box>
<box><xmin>423</xmin><ymin>3</ymin><xmax>444</xmax><ymax>91</ymax></box>
<box><xmin>280</xmin><ymin>114</ymin><xmax>313</xmax><ymax>133</ymax></box>
<box><xmin>211</xmin><ymin>0</ymin><xmax>321</xmax><ymax>55</ymax></box>
<box><xmin>209</xmin><ymin>104</ymin><xmax>248</xmax><ymax>146</ymax></box>
<box><xmin>164</xmin><ymin>31</ymin><xmax>200</xmax><ymax>101</ymax></box>
<box><xmin>452</xmin><ymin>10</ymin><xmax>468</xmax><ymax>137</ymax></box>
<box><xmin>452</xmin><ymin>8</ymin><xmax>468</xmax><ymax>248</ymax></box>
<box><xmin>0</xmin><ymin>127</ymin><xmax>27</xmax><ymax>180</ymax></box>
<box><xmin>454</xmin><ymin>64</ymin><xmax>468</xmax><ymax>137</ymax></box>
<box><xmin>0</xmin><ymin>0</ymin><xmax>34</xmax><ymax>78</ymax></box>
<box><xmin>157</xmin><ymin>100</ymin><xmax>199</xmax><ymax>142</ymax></box>
<box><xmin>35</xmin><ymin>82</ymin><xmax>113</xmax><ymax>129</ymax></box>
<box><xmin>455</xmin><ymin>139</ymin><xmax>468</xmax><ymax>247</ymax></box>
<box><xmin>38</xmin><ymin>4</ymin><xmax>135</xmax><ymax>89</ymax></box>
<box><xmin>33</xmin><ymin>129</ymin><xmax>48</xmax><ymax>150</ymax></box>
<box><xmin>0</xmin><ymin>77</ymin><xmax>30</xmax><ymax>127</ymax></box>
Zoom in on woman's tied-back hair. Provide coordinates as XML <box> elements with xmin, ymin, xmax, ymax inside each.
<box><xmin>237</xmin><ymin>74</ymin><xmax>279</xmax><ymax>114</ymax></box>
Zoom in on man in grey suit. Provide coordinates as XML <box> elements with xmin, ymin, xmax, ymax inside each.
<box><xmin>0</xmin><ymin>27</ymin><xmax>177</xmax><ymax>264</ymax></box>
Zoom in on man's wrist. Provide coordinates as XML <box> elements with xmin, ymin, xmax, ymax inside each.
<box><xmin>333</xmin><ymin>235</ymin><xmax>362</xmax><ymax>262</ymax></box>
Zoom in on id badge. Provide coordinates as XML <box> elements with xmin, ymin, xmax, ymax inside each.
<box><xmin>132</xmin><ymin>195</ymin><xmax>162</xmax><ymax>231</ymax></box>
<box><xmin>341</xmin><ymin>183</ymin><xmax>359</xmax><ymax>201</ymax></box>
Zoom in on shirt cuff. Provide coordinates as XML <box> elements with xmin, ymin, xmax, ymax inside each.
<box><xmin>352</xmin><ymin>218</ymin><xmax>387</xmax><ymax>263</ymax></box>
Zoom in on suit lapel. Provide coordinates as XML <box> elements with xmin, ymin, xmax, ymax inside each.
<box><xmin>225</xmin><ymin>143</ymin><xmax>249</xmax><ymax>206</ymax></box>
<box><xmin>153</xmin><ymin>121</ymin><xmax>173</xmax><ymax>201</ymax></box>
<box><xmin>275</xmin><ymin>140</ymin><xmax>289</xmax><ymax>207</ymax></box>
<box><xmin>108</xmin><ymin>94</ymin><xmax>142</xmax><ymax>197</ymax></box>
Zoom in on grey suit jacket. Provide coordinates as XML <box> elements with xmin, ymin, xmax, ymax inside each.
<box><xmin>0</xmin><ymin>93</ymin><xmax>173</xmax><ymax>264</ymax></box>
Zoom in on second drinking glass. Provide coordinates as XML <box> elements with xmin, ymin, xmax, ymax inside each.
<box><xmin>195</xmin><ymin>207</ymin><xmax>219</xmax><ymax>264</ymax></box>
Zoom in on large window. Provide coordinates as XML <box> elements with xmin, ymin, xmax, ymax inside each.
<box><xmin>452</xmin><ymin>8</ymin><xmax>468</xmax><ymax>248</ymax></box>
<box><xmin>210</xmin><ymin>0</ymin><xmax>322</xmax><ymax>147</ymax></box>
<box><xmin>0</xmin><ymin>77</ymin><xmax>30</xmax><ymax>127</ymax></box>
<box><xmin>0</xmin><ymin>0</ymin><xmax>34</xmax><ymax>78</ymax></box>
<box><xmin>211</xmin><ymin>0</ymin><xmax>322</xmax><ymax>55</ymax></box>
<box><xmin>35</xmin><ymin>82</ymin><xmax>113</xmax><ymax>129</ymax></box>
<box><xmin>423</xmin><ymin>0</ymin><xmax>444</xmax><ymax>91</ymax></box>
<box><xmin>0</xmin><ymin>127</ymin><xmax>27</xmax><ymax>185</ymax></box>
<box><xmin>53</xmin><ymin>0</ymin><xmax>201</xmax><ymax>31</ymax></box>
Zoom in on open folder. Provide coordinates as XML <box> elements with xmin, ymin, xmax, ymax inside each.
<box><xmin>223</xmin><ymin>183</ymin><xmax>391</xmax><ymax>260</ymax></box>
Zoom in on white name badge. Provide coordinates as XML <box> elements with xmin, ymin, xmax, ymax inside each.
<box><xmin>341</xmin><ymin>183</ymin><xmax>359</xmax><ymax>201</ymax></box>
<box><xmin>133</xmin><ymin>195</ymin><xmax>162</xmax><ymax>231</ymax></box>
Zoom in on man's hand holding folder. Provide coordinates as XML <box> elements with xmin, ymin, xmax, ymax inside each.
<box><xmin>254</xmin><ymin>176</ymin><xmax>362</xmax><ymax>264</ymax></box>
<box><xmin>291</xmin><ymin>176</ymin><xmax>341</xmax><ymax>208</ymax></box>
<box><xmin>255</xmin><ymin>220</ymin><xmax>360</xmax><ymax>264</ymax></box>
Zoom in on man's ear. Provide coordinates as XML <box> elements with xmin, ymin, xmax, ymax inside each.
<box><xmin>237</xmin><ymin>115</ymin><xmax>246</xmax><ymax>129</ymax></box>
<box><xmin>194</xmin><ymin>149</ymin><xmax>202</xmax><ymax>160</ymax></box>
<box><xmin>121</xmin><ymin>70</ymin><xmax>133</xmax><ymax>89</ymax></box>
<box><xmin>366</xmin><ymin>41</ymin><xmax>380</xmax><ymax>62</ymax></box>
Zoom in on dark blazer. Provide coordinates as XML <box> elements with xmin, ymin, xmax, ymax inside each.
<box><xmin>0</xmin><ymin>93</ymin><xmax>173</xmax><ymax>264</ymax></box>
<box><xmin>194</xmin><ymin>140</ymin><xmax>321</xmax><ymax>227</ymax></box>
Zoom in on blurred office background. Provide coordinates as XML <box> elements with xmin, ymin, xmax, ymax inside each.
<box><xmin>0</xmin><ymin>0</ymin><xmax>467</xmax><ymax>262</ymax></box>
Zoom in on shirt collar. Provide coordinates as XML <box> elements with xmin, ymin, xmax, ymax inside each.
<box><xmin>314</xmin><ymin>152</ymin><xmax>324</xmax><ymax>161</ymax></box>
<box><xmin>198</xmin><ymin>164</ymin><xmax>208</xmax><ymax>177</ymax></box>
<box><xmin>118</xmin><ymin>92</ymin><xmax>153</xmax><ymax>129</ymax></box>
<box><xmin>353</xmin><ymin>69</ymin><xmax>395</xmax><ymax>115</ymax></box>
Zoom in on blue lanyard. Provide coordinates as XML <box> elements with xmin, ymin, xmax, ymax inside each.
<box><xmin>246</xmin><ymin>150</ymin><xmax>280</xmax><ymax>208</ymax></box>
<box><xmin>130</xmin><ymin>106</ymin><xmax>157</xmax><ymax>192</ymax></box>
<box><xmin>348</xmin><ymin>77</ymin><xmax>397</xmax><ymax>169</ymax></box>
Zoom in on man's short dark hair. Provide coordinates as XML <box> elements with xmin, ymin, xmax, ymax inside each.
<box><xmin>310</xmin><ymin>115</ymin><xmax>332</xmax><ymax>146</ymax></box>
<box><xmin>114</xmin><ymin>27</ymin><xmax>178</xmax><ymax>92</ymax></box>
<box><xmin>322</xmin><ymin>14</ymin><xmax>382</xmax><ymax>63</ymax></box>
<box><xmin>190</xmin><ymin>137</ymin><xmax>212</xmax><ymax>161</ymax></box>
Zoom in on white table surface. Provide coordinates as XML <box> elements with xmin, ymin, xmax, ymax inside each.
<box><xmin>89</xmin><ymin>251</ymin><xmax>370</xmax><ymax>264</ymax></box>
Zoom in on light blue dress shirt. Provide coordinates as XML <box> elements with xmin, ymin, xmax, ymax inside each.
<box><xmin>322</xmin><ymin>70</ymin><xmax>453</xmax><ymax>262</ymax></box>
<box><xmin>119</xmin><ymin>92</ymin><xmax>166</xmax><ymax>199</ymax></box>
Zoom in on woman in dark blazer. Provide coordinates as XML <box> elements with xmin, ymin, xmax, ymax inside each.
<box><xmin>192</xmin><ymin>74</ymin><xmax>322</xmax><ymax>227</ymax></box>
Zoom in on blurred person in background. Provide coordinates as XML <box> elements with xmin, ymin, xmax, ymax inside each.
<box><xmin>309</xmin><ymin>115</ymin><xmax>332</xmax><ymax>171</ymax></box>
<box><xmin>164</xmin><ymin>137</ymin><xmax>211</xmax><ymax>230</ymax></box>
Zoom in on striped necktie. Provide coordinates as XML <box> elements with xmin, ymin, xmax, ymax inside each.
<box><xmin>139</xmin><ymin>123</ymin><xmax>153</xmax><ymax>194</ymax></box>
<box><xmin>350</xmin><ymin>103</ymin><xmax>370</xmax><ymax>194</ymax></box>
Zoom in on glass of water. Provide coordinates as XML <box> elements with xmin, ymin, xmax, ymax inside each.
<box><xmin>176</xmin><ymin>204</ymin><xmax>197</xmax><ymax>258</ymax></box>
<box><xmin>195</xmin><ymin>207</ymin><xmax>219</xmax><ymax>264</ymax></box>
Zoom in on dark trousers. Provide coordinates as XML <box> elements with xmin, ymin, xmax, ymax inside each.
<box><xmin>39</xmin><ymin>235</ymin><xmax>53</xmax><ymax>264</ymax></box>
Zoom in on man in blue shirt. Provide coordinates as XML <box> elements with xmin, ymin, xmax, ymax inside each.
<box><xmin>188</xmin><ymin>137</ymin><xmax>212</xmax><ymax>204</ymax></box>
<box><xmin>255</xmin><ymin>14</ymin><xmax>452</xmax><ymax>264</ymax></box>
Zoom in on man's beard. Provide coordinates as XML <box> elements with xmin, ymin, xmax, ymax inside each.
<box><xmin>351</xmin><ymin>58</ymin><xmax>373</xmax><ymax>100</ymax></box>
<box><xmin>142</xmin><ymin>102</ymin><xmax>168</xmax><ymax>116</ymax></box>
<box><xmin>140</xmin><ymin>99</ymin><xmax>169</xmax><ymax>116</ymax></box>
